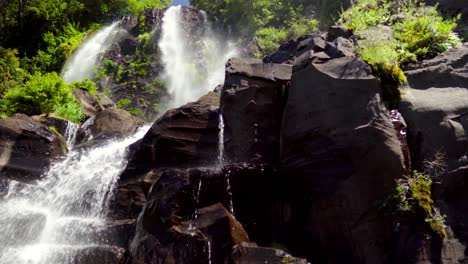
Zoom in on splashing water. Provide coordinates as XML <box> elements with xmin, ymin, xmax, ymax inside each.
<box><xmin>61</xmin><ymin>22</ymin><xmax>124</xmax><ymax>83</ymax></box>
<box><xmin>0</xmin><ymin>126</ymin><xmax>149</xmax><ymax>264</ymax></box>
<box><xmin>64</xmin><ymin>121</ymin><xmax>79</xmax><ymax>150</ymax></box>
<box><xmin>159</xmin><ymin>6</ymin><xmax>237</xmax><ymax>109</ymax></box>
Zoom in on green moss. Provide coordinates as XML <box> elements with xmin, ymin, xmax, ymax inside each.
<box><xmin>117</xmin><ymin>98</ymin><xmax>131</xmax><ymax>109</ymax></box>
<box><xmin>49</xmin><ymin>125</ymin><xmax>67</xmax><ymax>153</ymax></box>
<box><xmin>70</xmin><ymin>79</ymin><xmax>98</xmax><ymax>95</ymax></box>
<box><xmin>129</xmin><ymin>107</ymin><xmax>143</xmax><ymax>116</ymax></box>
<box><xmin>391</xmin><ymin>171</ymin><xmax>447</xmax><ymax>239</ymax></box>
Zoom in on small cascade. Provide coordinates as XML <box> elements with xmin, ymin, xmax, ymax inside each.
<box><xmin>207</xmin><ymin>240</ymin><xmax>212</xmax><ymax>264</ymax></box>
<box><xmin>194</xmin><ymin>179</ymin><xmax>202</xmax><ymax>220</ymax></box>
<box><xmin>218</xmin><ymin>113</ymin><xmax>235</xmax><ymax>215</ymax></box>
<box><xmin>61</xmin><ymin>21</ymin><xmax>124</xmax><ymax>83</ymax></box>
<box><xmin>217</xmin><ymin>113</ymin><xmax>225</xmax><ymax>167</ymax></box>
<box><xmin>0</xmin><ymin>126</ymin><xmax>149</xmax><ymax>264</ymax></box>
<box><xmin>158</xmin><ymin>6</ymin><xmax>237</xmax><ymax>109</ymax></box>
<box><xmin>63</xmin><ymin>122</ymin><xmax>79</xmax><ymax>150</ymax></box>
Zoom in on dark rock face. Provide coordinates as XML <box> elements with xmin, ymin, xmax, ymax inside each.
<box><xmin>221</xmin><ymin>58</ymin><xmax>292</xmax><ymax>164</ymax></box>
<box><xmin>76</xmin><ymin>109</ymin><xmax>144</xmax><ymax>145</ymax></box>
<box><xmin>232</xmin><ymin>243</ymin><xmax>308</xmax><ymax>264</ymax></box>
<box><xmin>0</xmin><ymin>114</ymin><xmax>66</xmax><ymax>182</ymax></box>
<box><xmin>281</xmin><ymin>56</ymin><xmax>406</xmax><ymax>262</ymax></box>
<box><xmin>400</xmin><ymin>44</ymin><xmax>468</xmax><ymax>171</ymax></box>
<box><xmin>122</xmin><ymin>92</ymin><xmax>220</xmax><ymax>178</ymax></box>
<box><xmin>128</xmin><ymin>168</ymin><xmax>248</xmax><ymax>264</ymax></box>
<box><xmin>397</xmin><ymin>44</ymin><xmax>468</xmax><ymax>262</ymax></box>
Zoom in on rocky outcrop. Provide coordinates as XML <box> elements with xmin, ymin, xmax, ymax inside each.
<box><xmin>280</xmin><ymin>56</ymin><xmax>406</xmax><ymax>262</ymax></box>
<box><xmin>129</xmin><ymin>168</ymin><xmax>246</xmax><ymax>263</ymax></box>
<box><xmin>76</xmin><ymin>109</ymin><xmax>144</xmax><ymax>145</ymax></box>
<box><xmin>400</xmin><ymin>44</ymin><xmax>468</xmax><ymax>171</ymax></box>
<box><xmin>73</xmin><ymin>88</ymin><xmax>116</xmax><ymax>117</ymax></box>
<box><xmin>122</xmin><ymin>92</ymin><xmax>220</xmax><ymax>178</ymax></box>
<box><xmin>232</xmin><ymin>243</ymin><xmax>308</xmax><ymax>264</ymax></box>
<box><xmin>221</xmin><ymin>58</ymin><xmax>292</xmax><ymax>164</ymax></box>
<box><xmin>0</xmin><ymin>114</ymin><xmax>66</xmax><ymax>182</ymax></box>
<box><xmin>263</xmin><ymin>32</ymin><xmax>355</xmax><ymax>66</ymax></box>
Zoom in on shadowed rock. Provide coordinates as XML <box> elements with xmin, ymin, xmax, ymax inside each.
<box><xmin>0</xmin><ymin>114</ymin><xmax>66</xmax><ymax>182</ymax></box>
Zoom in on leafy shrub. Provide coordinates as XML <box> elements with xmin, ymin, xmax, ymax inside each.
<box><xmin>255</xmin><ymin>18</ymin><xmax>319</xmax><ymax>57</ymax></box>
<box><xmin>55</xmin><ymin>100</ymin><xmax>86</xmax><ymax>123</ymax></box>
<box><xmin>70</xmin><ymin>79</ymin><xmax>98</xmax><ymax>95</ymax></box>
<box><xmin>339</xmin><ymin>0</ymin><xmax>391</xmax><ymax>32</ymax></box>
<box><xmin>117</xmin><ymin>98</ymin><xmax>132</xmax><ymax>109</ymax></box>
<box><xmin>393</xmin><ymin>2</ymin><xmax>460</xmax><ymax>62</ymax></box>
<box><xmin>0</xmin><ymin>72</ymin><xmax>85</xmax><ymax>123</ymax></box>
<box><xmin>0</xmin><ymin>48</ymin><xmax>28</xmax><ymax>96</ymax></box>
<box><xmin>391</xmin><ymin>171</ymin><xmax>447</xmax><ymax>238</ymax></box>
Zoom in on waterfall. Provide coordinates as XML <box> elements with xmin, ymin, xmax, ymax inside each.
<box><xmin>61</xmin><ymin>22</ymin><xmax>124</xmax><ymax>83</ymax></box>
<box><xmin>64</xmin><ymin>121</ymin><xmax>79</xmax><ymax>150</ymax></box>
<box><xmin>0</xmin><ymin>127</ymin><xmax>149</xmax><ymax>264</ymax></box>
<box><xmin>159</xmin><ymin>6</ymin><xmax>237</xmax><ymax>109</ymax></box>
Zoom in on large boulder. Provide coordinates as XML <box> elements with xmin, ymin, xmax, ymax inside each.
<box><xmin>0</xmin><ymin>114</ymin><xmax>66</xmax><ymax>182</ymax></box>
<box><xmin>400</xmin><ymin>44</ymin><xmax>468</xmax><ymax>171</ymax></box>
<box><xmin>129</xmin><ymin>168</ymin><xmax>250</xmax><ymax>263</ymax></box>
<box><xmin>220</xmin><ymin>58</ymin><xmax>292</xmax><ymax>164</ymax></box>
<box><xmin>122</xmin><ymin>92</ymin><xmax>220</xmax><ymax>178</ymax></box>
<box><xmin>76</xmin><ymin>109</ymin><xmax>144</xmax><ymax>145</ymax></box>
<box><xmin>280</xmin><ymin>57</ymin><xmax>406</xmax><ymax>262</ymax></box>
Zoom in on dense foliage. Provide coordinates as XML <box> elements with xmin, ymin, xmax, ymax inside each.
<box><xmin>0</xmin><ymin>72</ymin><xmax>85</xmax><ymax>122</ymax></box>
<box><xmin>339</xmin><ymin>0</ymin><xmax>460</xmax><ymax>106</ymax></box>
<box><xmin>0</xmin><ymin>0</ymin><xmax>171</xmax><ymax>122</ymax></box>
<box><xmin>190</xmin><ymin>0</ymin><xmax>320</xmax><ymax>57</ymax></box>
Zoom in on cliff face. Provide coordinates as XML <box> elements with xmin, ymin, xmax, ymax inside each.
<box><xmin>112</xmin><ymin>13</ymin><xmax>468</xmax><ymax>261</ymax></box>
<box><xmin>1</xmin><ymin>4</ymin><xmax>468</xmax><ymax>264</ymax></box>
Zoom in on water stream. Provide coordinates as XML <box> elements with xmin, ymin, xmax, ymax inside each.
<box><xmin>61</xmin><ymin>22</ymin><xmax>124</xmax><ymax>83</ymax></box>
<box><xmin>64</xmin><ymin>122</ymin><xmax>79</xmax><ymax>150</ymax></box>
<box><xmin>0</xmin><ymin>127</ymin><xmax>149</xmax><ymax>264</ymax></box>
<box><xmin>159</xmin><ymin>6</ymin><xmax>237</xmax><ymax>109</ymax></box>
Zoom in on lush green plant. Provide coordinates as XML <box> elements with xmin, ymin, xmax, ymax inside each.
<box><xmin>0</xmin><ymin>72</ymin><xmax>85</xmax><ymax>123</ymax></box>
<box><xmin>55</xmin><ymin>100</ymin><xmax>86</xmax><ymax>123</ymax></box>
<box><xmin>129</xmin><ymin>107</ymin><xmax>143</xmax><ymax>116</ymax></box>
<box><xmin>255</xmin><ymin>18</ymin><xmax>319</xmax><ymax>57</ymax></box>
<box><xmin>357</xmin><ymin>39</ymin><xmax>406</xmax><ymax>105</ymax></box>
<box><xmin>391</xmin><ymin>171</ymin><xmax>447</xmax><ymax>238</ymax></box>
<box><xmin>0</xmin><ymin>48</ymin><xmax>28</xmax><ymax>96</ymax></box>
<box><xmin>339</xmin><ymin>0</ymin><xmax>391</xmax><ymax>32</ymax></box>
<box><xmin>117</xmin><ymin>98</ymin><xmax>132</xmax><ymax>109</ymax></box>
<box><xmin>393</xmin><ymin>2</ymin><xmax>461</xmax><ymax>62</ymax></box>
<box><xmin>70</xmin><ymin>79</ymin><xmax>98</xmax><ymax>95</ymax></box>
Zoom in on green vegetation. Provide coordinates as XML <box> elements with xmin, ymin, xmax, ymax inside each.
<box><xmin>339</xmin><ymin>0</ymin><xmax>461</xmax><ymax>106</ymax></box>
<box><xmin>70</xmin><ymin>79</ymin><xmax>98</xmax><ymax>95</ymax></box>
<box><xmin>391</xmin><ymin>171</ymin><xmax>447</xmax><ymax>239</ymax></box>
<box><xmin>117</xmin><ymin>98</ymin><xmax>132</xmax><ymax>109</ymax></box>
<box><xmin>191</xmin><ymin>0</ymin><xmax>320</xmax><ymax>57</ymax></box>
<box><xmin>339</xmin><ymin>0</ymin><xmax>391</xmax><ymax>32</ymax></box>
<box><xmin>0</xmin><ymin>72</ymin><xmax>85</xmax><ymax>123</ymax></box>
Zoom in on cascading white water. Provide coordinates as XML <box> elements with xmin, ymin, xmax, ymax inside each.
<box><xmin>159</xmin><ymin>6</ymin><xmax>237</xmax><ymax>109</ymax></box>
<box><xmin>61</xmin><ymin>22</ymin><xmax>124</xmax><ymax>83</ymax></box>
<box><xmin>63</xmin><ymin>121</ymin><xmax>79</xmax><ymax>150</ymax></box>
<box><xmin>0</xmin><ymin>127</ymin><xmax>149</xmax><ymax>264</ymax></box>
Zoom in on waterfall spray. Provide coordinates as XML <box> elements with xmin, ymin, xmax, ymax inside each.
<box><xmin>0</xmin><ymin>127</ymin><xmax>149</xmax><ymax>264</ymax></box>
<box><xmin>158</xmin><ymin>6</ymin><xmax>237</xmax><ymax>109</ymax></box>
<box><xmin>61</xmin><ymin>22</ymin><xmax>124</xmax><ymax>83</ymax></box>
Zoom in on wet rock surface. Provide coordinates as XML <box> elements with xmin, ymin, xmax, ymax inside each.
<box><xmin>76</xmin><ymin>109</ymin><xmax>144</xmax><ymax>145</ymax></box>
<box><xmin>0</xmin><ymin>114</ymin><xmax>66</xmax><ymax>182</ymax></box>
